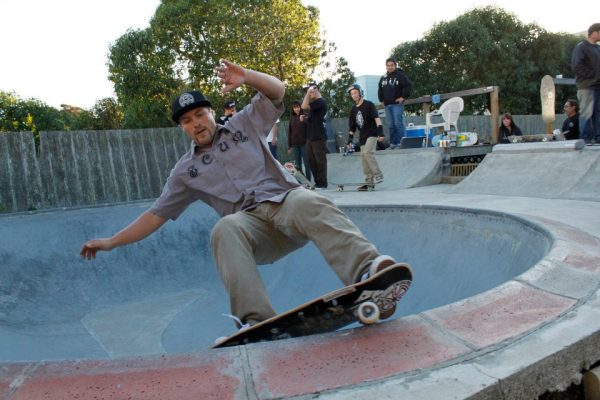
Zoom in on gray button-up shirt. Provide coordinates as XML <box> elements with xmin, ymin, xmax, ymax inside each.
<box><xmin>150</xmin><ymin>93</ymin><xmax>300</xmax><ymax>220</ymax></box>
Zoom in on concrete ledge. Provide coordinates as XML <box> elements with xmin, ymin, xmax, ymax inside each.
<box><xmin>492</xmin><ymin>139</ymin><xmax>585</xmax><ymax>153</ymax></box>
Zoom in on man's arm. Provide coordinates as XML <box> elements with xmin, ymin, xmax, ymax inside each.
<box><xmin>301</xmin><ymin>88</ymin><xmax>312</xmax><ymax>111</ymax></box>
<box><xmin>80</xmin><ymin>211</ymin><xmax>167</xmax><ymax>260</ymax></box>
<box><xmin>217</xmin><ymin>59</ymin><xmax>284</xmax><ymax>103</ymax></box>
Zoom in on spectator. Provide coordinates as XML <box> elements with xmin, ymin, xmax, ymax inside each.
<box><xmin>301</xmin><ymin>83</ymin><xmax>328</xmax><ymax>189</ymax></box>
<box><xmin>287</xmin><ymin>100</ymin><xmax>311</xmax><ymax>180</ymax></box>
<box><xmin>562</xmin><ymin>99</ymin><xmax>580</xmax><ymax>140</ymax></box>
<box><xmin>571</xmin><ymin>23</ymin><xmax>600</xmax><ymax>143</ymax></box>
<box><xmin>217</xmin><ymin>100</ymin><xmax>236</xmax><ymax>125</ymax></box>
<box><xmin>498</xmin><ymin>113</ymin><xmax>523</xmax><ymax>143</ymax></box>
<box><xmin>378</xmin><ymin>58</ymin><xmax>412</xmax><ymax>149</ymax></box>
<box><xmin>267</xmin><ymin>119</ymin><xmax>279</xmax><ymax>160</ymax></box>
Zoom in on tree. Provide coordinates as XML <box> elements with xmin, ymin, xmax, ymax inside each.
<box><xmin>316</xmin><ymin>53</ymin><xmax>355</xmax><ymax>118</ymax></box>
<box><xmin>0</xmin><ymin>91</ymin><xmax>126</xmax><ymax>136</ymax></box>
<box><xmin>391</xmin><ymin>6</ymin><xmax>579</xmax><ymax>115</ymax></box>
<box><xmin>107</xmin><ymin>28</ymin><xmax>181</xmax><ymax>128</ymax></box>
<box><xmin>0</xmin><ymin>91</ymin><xmax>69</xmax><ymax>138</ymax></box>
<box><xmin>91</xmin><ymin>98</ymin><xmax>123</xmax><ymax>130</ymax></box>
<box><xmin>107</xmin><ymin>0</ymin><xmax>324</xmax><ymax>118</ymax></box>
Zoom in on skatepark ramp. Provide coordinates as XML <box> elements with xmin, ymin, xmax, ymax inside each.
<box><xmin>453</xmin><ymin>140</ymin><xmax>600</xmax><ymax>201</ymax></box>
<box><xmin>0</xmin><ymin>201</ymin><xmax>550</xmax><ymax>361</ymax></box>
<box><xmin>326</xmin><ymin>147</ymin><xmax>443</xmax><ymax>189</ymax></box>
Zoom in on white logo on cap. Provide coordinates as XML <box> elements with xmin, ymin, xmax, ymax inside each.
<box><xmin>179</xmin><ymin>93</ymin><xmax>195</xmax><ymax>107</ymax></box>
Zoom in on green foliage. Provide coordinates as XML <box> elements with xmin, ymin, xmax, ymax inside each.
<box><xmin>107</xmin><ymin>28</ymin><xmax>180</xmax><ymax>128</ymax></box>
<box><xmin>317</xmin><ymin>55</ymin><xmax>355</xmax><ymax>118</ymax></box>
<box><xmin>1</xmin><ymin>91</ymin><xmax>70</xmax><ymax>143</ymax></box>
<box><xmin>107</xmin><ymin>0</ymin><xmax>325</xmax><ymax>122</ymax></box>
<box><xmin>0</xmin><ymin>91</ymin><xmax>124</xmax><ymax>137</ymax></box>
<box><xmin>392</xmin><ymin>6</ymin><xmax>579</xmax><ymax>115</ymax></box>
<box><xmin>90</xmin><ymin>98</ymin><xmax>124</xmax><ymax>130</ymax></box>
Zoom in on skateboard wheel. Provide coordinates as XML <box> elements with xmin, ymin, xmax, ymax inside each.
<box><xmin>357</xmin><ymin>301</ymin><xmax>380</xmax><ymax>325</ymax></box>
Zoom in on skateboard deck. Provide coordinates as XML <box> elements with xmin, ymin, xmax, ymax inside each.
<box><xmin>284</xmin><ymin>162</ymin><xmax>313</xmax><ymax>189</ymax></box>
<box><xmin>213</xmin><ymin>263</ymin><xmax>412</xmax><ymax>348</ymax></box>
<box><xmin>508</xmin><ymin>134</ymin><xmax>553</xmax><ymax>143</ymax></box>
<box><xmin>432</xmin><ymin>132</ymin><xmax>478</xmax><ymax>147</ymax></box>
<box><xmin>456</xmin><ymin>132</ymin><xmax>478</xmax><ymax>147</ymax></box>
<box><xmin>540</xmin><ymin>75</ymin><xmax>555</xmax><ymax>133</ymax></box>
<box><xmin>332</xmin><ymin>182</ymin><xmax>380</xmax><ymax>191</ymax></box>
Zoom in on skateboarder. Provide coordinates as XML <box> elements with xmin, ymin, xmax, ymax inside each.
<box><xmin>80</xmin><ymin>60</ymin><xmax>406</xmax><ymax>334</ymax></box>
<box><xmin>347</xmin><ymin>83</ymin><xmax>385</xmax><ymax>191</ymax></box>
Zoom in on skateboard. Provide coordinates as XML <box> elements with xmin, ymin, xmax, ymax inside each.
<box><xmin>508</xmin><ymin>134</ymin><xmax>554</xmax><ymax>143</ymax></box>
<box><xmin>332</xmin><ymin>182</ymin><xmax>380</xmax><ymax>191</ymax></box>
<box><xmin>552</xmin><ymin>129</ymin><xmax>566</xmax><ymax>141</ymax></box>
<box><xmin>284</xmin><ymin>162</ymin><xmax>313</xmax><ymax>189</ymax></box>
<box><xmin>213</xmin><ymin>263</ymin><xmax>412</xmax><ymax>348</ymax></box>
<box><xmin>432</xmin><ymin>132</ymin><xmax>478</xmax><ymax>147</ymax></box>
<box><xmin>540</xmin><ymin>75</ymin><xmax>555</xmax><ymax>134</ymax></box>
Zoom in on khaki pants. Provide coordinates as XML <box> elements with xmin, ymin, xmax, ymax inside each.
<box><xmin>360</xmin><ymin>136</ymin><xmax>382</xmax><ymax>183</ymax></box>
<box><xmin>210</xmin><ymin>187</ymin><xmax>380</xmax><ymax>325</ymax></box>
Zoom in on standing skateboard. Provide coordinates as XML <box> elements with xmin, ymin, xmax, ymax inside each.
<box><xmin>540</xmin><ymin>75</ymin><xmax>555</xmax><ymax>134</ymax></box>
<box><xmin>332</xmin><ymin>182</ymin><xmax>380</xmax><ymax>192</ymax></box>
<box><xmin>284</xmin><ymin>162</ymin><xmax>313</xmax><ymax>189</ymax></box>
<box><xmin>213</xmin><ymin>263</ymin><xmax>412</xmax><ymax>348</ymax></box>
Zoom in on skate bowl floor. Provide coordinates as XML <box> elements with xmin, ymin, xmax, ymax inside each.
<box><xmin>0</xmin><ymin>202</ymin><xmax>550</xmax><ymax>361</ymax></box>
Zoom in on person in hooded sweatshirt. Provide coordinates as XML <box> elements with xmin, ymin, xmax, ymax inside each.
<box><xmin>378</xmin><ymin>58</ymin><xmax>412</xmax><ymax>149</ymax></box>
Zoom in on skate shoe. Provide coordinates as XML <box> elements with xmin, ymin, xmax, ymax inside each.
<box><xmin>359</xmin><ymin>255</ymin><xmax>408</xmax><ymax>319</ymax></box>
<box><xmin>214</xmin><ymin>314</ymin><xmax>259</xmax><ymax>345</ymax></box>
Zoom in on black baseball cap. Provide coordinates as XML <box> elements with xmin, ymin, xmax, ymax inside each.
<box><xmin>302</xmin><ymin>82</ymin><xmax>318</xmax><ymax>91</ymax></box>
<box><xmin>223</xmin><ymin>100</ymin><xmax>236</xmax><ymax>109</ymax></box>
<box><xmin>171</xmin><ymin>91</ymin><xmax>212</xmax><ymax>123</ymax></box>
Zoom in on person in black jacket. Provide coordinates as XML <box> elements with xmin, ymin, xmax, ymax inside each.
<box><xmin>301</xmin><ymin>83</ymin><xmax>328</xmax><ymax>189</ymax></box>
<box><xmin>287</xmin><ymin>100</ymin><xmax>311</xmax><ymax>181</ymax></box>
<box><xmin>217</xmin><ymin>100</ymin><xmax>236</xmax><ymax>124</ymax></box>
<box><xmin>498</xmin><ymin>113</ymin><xmax>523</xmax><ymax>143</ymax></box>
<box><xmin>378</xmin><ymin>58</ymin><xmax>412</xmax><ymax>148</ymax></box>
<box><xmin>571</xmin><ymin>23</ymin><xmax>600</xmax><ymax>143</ymax></box>
<box><xmin>561</xmin><ymin>99</ymin><xmax>580</xmax><ymax>140</ymax></box>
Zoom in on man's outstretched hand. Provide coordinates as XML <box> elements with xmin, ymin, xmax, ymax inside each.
<box><xmin>80</xmin><ymin>238</ymin><xmax>113</xmax><ymax>260</ymax></box>
<box><xmin>216</xmin><ymin>59</ymin><xmax>246</xmax><ymax>94</ymax></box>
